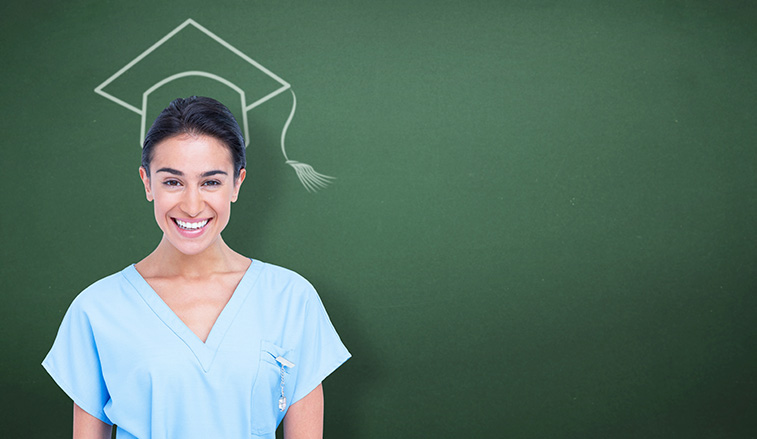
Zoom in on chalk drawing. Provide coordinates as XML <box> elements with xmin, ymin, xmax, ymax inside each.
<box><xmin>94</xmin><ymin>18</ymin><xmax>334</xmax><ymax>192</ymax></box>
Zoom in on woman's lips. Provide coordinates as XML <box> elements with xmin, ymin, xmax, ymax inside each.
<box><xmin>172</xmin><ymin>218</ymin><xmax>211</xmax><ymax>237</ymax></box>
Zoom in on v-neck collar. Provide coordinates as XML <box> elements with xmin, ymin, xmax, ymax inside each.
<box><xmin>121</xmin><ymin>259</ymin><xmax>263</xmax><ymax>372</ymax></box>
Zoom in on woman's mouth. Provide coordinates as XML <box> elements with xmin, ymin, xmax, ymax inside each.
<box><xmin>174</xmin><ymin>218</ymin><xmax>209</xmax><ymax>230</ymax></box>
<box><xmin>172</xmin><ymin>218</ymin><xmax>211</xmax><ymax>237</ymax></box>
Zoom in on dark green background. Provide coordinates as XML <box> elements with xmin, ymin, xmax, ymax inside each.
<box><xmin>2</xmin><ymin>1</ymin><xmax>756</xmax><ymax>437</ymax></box>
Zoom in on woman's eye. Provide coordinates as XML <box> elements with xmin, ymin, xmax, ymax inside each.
<box><xmin>203</xmin><ymin>180</ymin><xmax>221</xmax><ymax>187</ymax></box>
<box><xmin>163</xmin><ymin>180</ymin><xmax>181</xmax><ymax>187</ymax></box>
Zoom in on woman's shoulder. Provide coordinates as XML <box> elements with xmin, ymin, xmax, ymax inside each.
<box><xmin>256</xmin><ymin>259</ymin><xmax>311</xmax><ymax>282</ymax></box>
<box><xmin>257</xmin><ymin>259</ymin><xmax>304</xmax><ymax>279</ymax></box>
<box><xmin>68</xmin><ymin>265</ymin><xmax>136</xmax><ymax>310</ymax></box>
<box><xmin>254</xmin><ymin>260</ymin><xmax>318</xmax><ymax>298</ymax></box>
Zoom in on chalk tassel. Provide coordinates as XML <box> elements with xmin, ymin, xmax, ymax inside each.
<box><xmin>281</xmin><ymin>89</ymin><xmax>334</xmax><ymax>192</ymax></box>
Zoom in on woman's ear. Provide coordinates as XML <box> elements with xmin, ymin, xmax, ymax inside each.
<box><xmin>231</xmin><ymin>168</ymin><xmax>246</xmax><ymax>203</ymax></box>
<box><xmin>139</xmin><ymin>167</ymin><xmax>154</xmax><ymax>202</ymax></box>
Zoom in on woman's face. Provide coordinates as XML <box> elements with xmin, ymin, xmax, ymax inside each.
<box><xmin>139</xmin><ymin>134</ymin><xmax>246</xmax><ymax>256</ymax></box>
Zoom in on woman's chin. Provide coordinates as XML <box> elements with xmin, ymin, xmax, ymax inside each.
<box><xmin>159</xmin><ymin>232</ymin><xmax>219</xmax><ymax>257</ymax></box>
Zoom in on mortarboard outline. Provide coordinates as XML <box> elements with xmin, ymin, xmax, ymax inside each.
<box><xmin>94</xmin><ymin>18</ymin><xmax>333</xmax><ymax>192</ymax></box>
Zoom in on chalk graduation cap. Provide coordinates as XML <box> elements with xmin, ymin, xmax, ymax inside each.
<box><xmin>94</xmin><ymin>18</ymin><xmax>333</xmax><ymax>192</ymax></box>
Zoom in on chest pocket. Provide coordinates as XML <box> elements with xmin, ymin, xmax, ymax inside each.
<box><xmin>251</xmin><ymin>340</ymin><xmax>295</xmax><ymax>437</ymax></box>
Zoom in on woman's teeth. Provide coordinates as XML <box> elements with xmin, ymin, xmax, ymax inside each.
<box><xmin>175</xmin><ymin>219</ymin><xmax>209</xmax><ymax>230</ymax></box>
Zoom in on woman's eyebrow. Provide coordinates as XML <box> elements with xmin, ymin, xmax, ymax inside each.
<box><xmin>155</xmin><ymin>168</ymin><xmax>228</xmax><ymax>177</ymax></box>
<box><xmin>156</xmin><ymin>167</ymin><xmax>183</xmax><ymax>176</ymax></box>
<box><xmin>201</xmin><ymin>170</ymin><xmax>228</xmax><ymax>177</ymax></box>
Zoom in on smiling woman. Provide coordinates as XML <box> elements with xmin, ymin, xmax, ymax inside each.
<box><xmin>139</xmin><ymin>134</ymin><xmax>242</xmax><ymax>257</ymax></box>
<box><xmin>42</xmin><ymin>97</ymin><xmax>350</xmax><ymax>439</ymax></box>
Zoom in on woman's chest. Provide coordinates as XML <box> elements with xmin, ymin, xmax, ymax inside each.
<box><xmin>95</xmin><ymin>300</ymin><xmax>296</xmax><ymax>438</ymax></box>
<box><xmin>150</xmin><ymin>278</ymin><xmax>237</xmax><ymax>343</ymax></box>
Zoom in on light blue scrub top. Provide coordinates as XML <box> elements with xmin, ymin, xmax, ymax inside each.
<box><xmin>42</xmin><ymin>260</ymin><xmax>350</xmax><ymax>438</ymax></box>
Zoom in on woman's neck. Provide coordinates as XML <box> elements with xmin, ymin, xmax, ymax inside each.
<box><xmin>136</xmin><ymin>235</ymin><xmax>248</xmax><ymax>279</ymax></box>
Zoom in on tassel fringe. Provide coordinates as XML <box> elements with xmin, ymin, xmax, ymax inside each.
<box><xmin>286</xmin><ymin>161</ymin><xmax>335</xmax><ymax>193</ymax></box>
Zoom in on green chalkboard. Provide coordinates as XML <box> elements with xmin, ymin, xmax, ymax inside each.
<box><xmin>2</xmin><ymin>1</ymin><xmax>756</xmax><ymax>437</ymax></box>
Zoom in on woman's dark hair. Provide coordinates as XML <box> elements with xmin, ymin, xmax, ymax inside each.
<box><xmin>142</xmin><ymin>96</ymin><xmax>246</xmax><ymax>180</ymax></box>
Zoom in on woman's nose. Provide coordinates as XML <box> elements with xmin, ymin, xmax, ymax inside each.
<box><xmin>181</xmin><ymin>188</ymin><xmax>204</xmax><ymax>217</ymax></box>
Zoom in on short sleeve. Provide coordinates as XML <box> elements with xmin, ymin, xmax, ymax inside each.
<box><xmin>42</xmin><ymin>297</ymin><xmax>112</xmax><ymax>424</ymax></box>
<box><xmin>290</xmin><ymin>288</ymin><xmax>351</xmax><ymax>405</ymax></box>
